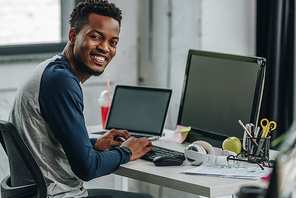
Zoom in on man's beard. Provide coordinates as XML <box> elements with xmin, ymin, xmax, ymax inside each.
<box><xmin>80</xmin><ymin>63</ymin><xmax>104</xmax><ymax>77</ymax></box>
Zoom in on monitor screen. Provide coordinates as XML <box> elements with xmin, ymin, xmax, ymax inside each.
<box><xmin>177</xmin><ymin>50</ymin><xmax>266</xmax><ymax>145</ymax></box>
<box><xmin>105</xmin><ymin>85</ymin><xmax>172</xmax><ymax>136</ymax></box>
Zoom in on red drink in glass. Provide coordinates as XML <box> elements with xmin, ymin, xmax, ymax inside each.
<box><xmin>101</xmin><ymin>106</ymin><xmax>110</xmax><ymax>129</ymax></box>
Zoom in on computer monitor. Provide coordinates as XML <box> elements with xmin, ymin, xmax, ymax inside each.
<box><xmin>177</xmin><ymin>49</ymin><xmax>266</xmax><ymax>147</ymax></box>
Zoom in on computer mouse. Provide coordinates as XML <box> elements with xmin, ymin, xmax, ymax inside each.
<box><xmin>153</xmin><ymin>156</ymin><xmax>183</xmax><ymax>166</ymax></box>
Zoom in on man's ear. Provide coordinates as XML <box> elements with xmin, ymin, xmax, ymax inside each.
<box><xmin>69</xmin><ymin>28</ymin><xmax>77</xmax><ymax>44</ymax></box>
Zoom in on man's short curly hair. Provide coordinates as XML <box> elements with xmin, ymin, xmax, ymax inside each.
<box><xmin>69</xmin><ymin>0</ymin><xmax>122</xmax><ymax>33</ymax></box>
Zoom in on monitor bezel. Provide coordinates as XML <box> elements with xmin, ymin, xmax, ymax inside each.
<box><xmin>177</xmin><ymin>49</ymin><xmax>266</xmax><ymax>143</ymax></box>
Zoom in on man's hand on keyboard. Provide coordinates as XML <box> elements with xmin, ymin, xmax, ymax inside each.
<box><xmin>121</xmin><ymin>137</ymin><xmax>154</xmax><ymax>161</ymax></box>
<box><xmin>93</xmin><ymin>129</ymin><xmax>131</xmax><ymax>151</ymax></box>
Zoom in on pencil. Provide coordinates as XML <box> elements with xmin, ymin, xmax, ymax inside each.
<box><xmin>238</xmin><ymin>120</ymin><xmax>258</xmax><ymax>147</ymax></box>
<box><xmin>238</xmin><ymin>120</ymin><xmax>268</xmax><ymax>160</ymax></box>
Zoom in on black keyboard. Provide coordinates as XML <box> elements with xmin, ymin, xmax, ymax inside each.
<box><xmin>141</xmin><ymin>145</ymin><xmax>185</xmax><ymax>161</ymax></box>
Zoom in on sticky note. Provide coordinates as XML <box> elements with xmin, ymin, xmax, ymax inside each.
<box><xmin>170</xmin><ymin>125</ymin><xmax>191</xmax><ymax>143</ymax></box>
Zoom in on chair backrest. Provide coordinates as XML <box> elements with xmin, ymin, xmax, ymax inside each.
<box><xmin>0</xmin><ymin>120</ymin><xmax>47</xmax><ymax>198</ymax></box>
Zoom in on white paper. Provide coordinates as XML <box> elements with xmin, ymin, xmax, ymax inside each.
<box><xmin>182</xmin><ymin>164</ymin><xmax>273</xmax><ymax>180</ymax></box>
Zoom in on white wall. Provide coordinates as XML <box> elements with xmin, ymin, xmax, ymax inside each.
<box><xmin>138</xmin><ymin>0</ymin><xmax>256</xmax><ymax>131</ymax></box>
<box><xmin>201</xmin><ymin>0</ymin><xmax>256</xmax><ymax>55</ymax></box>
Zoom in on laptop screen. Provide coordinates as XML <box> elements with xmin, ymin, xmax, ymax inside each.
<box><xmin>105</xmin><ymin>85</ymin><xmax>172</xmax><ymax>136</ymax></box>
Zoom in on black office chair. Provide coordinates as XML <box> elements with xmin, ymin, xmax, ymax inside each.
<box><xmin>0</xmin><ymin>120</ymin><xmax>47</xmax><ymax>198</ymax></box>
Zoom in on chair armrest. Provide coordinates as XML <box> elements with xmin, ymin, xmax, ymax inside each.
<box><xmin>1</xmin><ymin>175</ymin><xmax>37</xmax><ymax>198</ymax></box>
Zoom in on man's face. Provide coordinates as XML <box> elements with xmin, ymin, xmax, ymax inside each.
<box><xmin>72</xmin><ymin>13</ymin><xmax>120</xmax><ymax>76</ymax></box>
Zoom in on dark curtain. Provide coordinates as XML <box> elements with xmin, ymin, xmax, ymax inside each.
<box><xmin>256</xmin><ymin>0</ymin><xmax>294</xmax><ymax>149</ymax></box>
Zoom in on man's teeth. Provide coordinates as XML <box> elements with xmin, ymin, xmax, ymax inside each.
<box><xmin>94</xmin><ymin>56</ymin><xmax>105</xmax><ymax>61</ymax></box>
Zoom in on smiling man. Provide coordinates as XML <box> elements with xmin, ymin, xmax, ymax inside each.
<box><xmin>65</xmin><ymin>13</ymin><xmax>119</xmax><ymax>81</ymax></box>
<box><xmin>9</xmin><ymin>0</ymin><xmax>154</xmax><ymax>197</ymax></box>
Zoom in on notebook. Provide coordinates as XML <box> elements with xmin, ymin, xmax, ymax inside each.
<box><xmin>104</xmin><ymin>85</ymin><xmax>172</xmax><ymax>140</ymax></box>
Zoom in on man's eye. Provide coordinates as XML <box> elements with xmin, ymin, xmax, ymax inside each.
<box><xmin>90</xmin><ymin>35</ymin><xmax>101</xmax><ymax>39</ymax></box>
<box><xmin>110</xmin><ymin>40</ymin><xmax>118</xmax><ymax>46</ymax></box>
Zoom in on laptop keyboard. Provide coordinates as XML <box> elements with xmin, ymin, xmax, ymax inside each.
<box><xmin>132</xmin><ymin>134</ymin><xmax>151</xmax><ymax>138</ymax></box>
<box><xmin>141</xmin><ymin>145</ymin><xmax>186</xmax><ymax>161</ymax></box>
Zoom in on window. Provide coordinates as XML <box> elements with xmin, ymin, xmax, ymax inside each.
<box><xmin>0</xmin><ymin>0</ymin><xmax>61</xmax><ymax>46</ymax></box>
<box><xmin>0</xmin><ymin>0</ymin><xmax>80</xmax><ymax>60</ymax></box>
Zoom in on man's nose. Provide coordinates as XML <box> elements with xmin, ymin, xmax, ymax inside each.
<box><xmin>97</xmin><ymin>40</ymin><xmax>109</xmax><ymax>53</ymax></box>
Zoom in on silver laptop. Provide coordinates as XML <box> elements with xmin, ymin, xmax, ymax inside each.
<box><xmin>105</xmin><ymin>85</ymin><xmax>172</xmax><ymax>140</ymax></box>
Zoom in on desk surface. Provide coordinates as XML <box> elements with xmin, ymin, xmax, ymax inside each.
<box><xmin>88</xmin><ymin>126</ymin><xmax>270</xmax><ymax>198</ymax></box>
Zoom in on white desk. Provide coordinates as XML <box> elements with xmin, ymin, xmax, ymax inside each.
<box><xmin>88</xmin><ymin>126</ymin><xmax>271</xmax><ymax>198</ymax></box>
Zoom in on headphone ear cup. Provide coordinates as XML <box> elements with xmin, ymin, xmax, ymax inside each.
<box><xmin>185</xmin><ymin>144</ymin><xmax>207</xmax><ymax>165</ymax></box>
<box><xmin>193</xmin><ymin>141</ymin><xmax>215</xmax><ymax>155</ymax></box>
<box><xmin>185</xmin><ymin>144</ymin><xmax>206</xmax><ymax>154</ymax></box>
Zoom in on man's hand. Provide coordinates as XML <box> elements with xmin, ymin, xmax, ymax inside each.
<box><xmin>93</xmin><ymin>129</ymin><xmax>130</xmax><ymax>151</ymax></box>
<box><xmin>120</xmin><ymin>137</ymin><xmax>154</xmax><ymax>161</ymax></box>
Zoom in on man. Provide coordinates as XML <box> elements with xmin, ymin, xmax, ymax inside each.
<box><xmin>9</xmin><ymin>0</ymin><xmax>154</xmax><ymax>197</ymax></box>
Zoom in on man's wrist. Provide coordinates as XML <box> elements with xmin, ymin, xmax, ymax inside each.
<box><xmin>119</xmin><ymin>146</ymin><xmax>132</xmax><ymax>157</ymax></box>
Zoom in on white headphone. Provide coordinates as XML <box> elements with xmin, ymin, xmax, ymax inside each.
<box><xmin>184</xmin><ymin>141</ymin><xmax>237</xmax><ymax>166</ymax></box>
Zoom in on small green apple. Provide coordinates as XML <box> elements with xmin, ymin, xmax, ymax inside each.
<box><xmin>222</xmin><ymin>136</ymin><xmax>242</xmax><ymax>154</ymax></box>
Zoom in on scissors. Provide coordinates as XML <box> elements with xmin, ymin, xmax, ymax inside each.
<box><xmin>260</xmin><ymin>118</ymin><xmax>276</xmax><ymax>138</ymax></box>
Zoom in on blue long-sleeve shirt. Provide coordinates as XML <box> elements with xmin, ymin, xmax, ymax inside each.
<box><xmin>9</xmin><ymin>54</ymin><xmax>129</xmax><ymax>197</ymax></box>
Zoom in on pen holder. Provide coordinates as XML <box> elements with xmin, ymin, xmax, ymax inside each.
<box><xmin>247</xmin><ymin>137</ymin><xmax>270</xmax><ymax>163</ymax></box>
